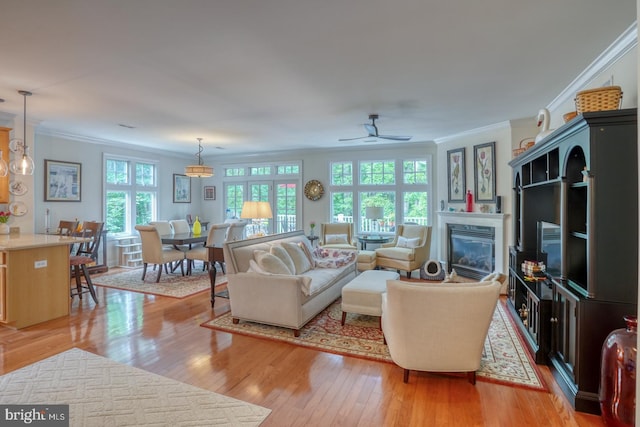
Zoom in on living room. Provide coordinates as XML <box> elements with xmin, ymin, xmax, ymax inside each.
<box><xmin>0</xmin><ymin>2</ymin><xmax>638</xmax><ymax>426</ymax></box>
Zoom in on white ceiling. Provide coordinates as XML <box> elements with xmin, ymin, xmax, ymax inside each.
<box><xmin>0</xmin><ymin>1</ymin><xmax>636</xmax><ymax>158</ymax></box>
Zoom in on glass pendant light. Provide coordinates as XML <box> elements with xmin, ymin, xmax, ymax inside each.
<box><xmin>0</xmin><ymin>150</ymin><xmax>8</xmax><ymax>177</ymax></box>
<box><xmin>9</xmin><ymin>90</ymin><xmax>34</xmax><ymax>176</ymax></box>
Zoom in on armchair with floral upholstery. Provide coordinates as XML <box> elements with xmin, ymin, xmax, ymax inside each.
<box><xmin>319</xmin><ymin>223</ymin><xmax>357</xmax><ymax>250</ymax></box>
<box><xmin>375</xmin><ymin>224</ymin><xmax>432</xmax><ymax>277</ymax></box>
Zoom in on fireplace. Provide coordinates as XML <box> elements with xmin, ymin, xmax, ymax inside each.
<box><xmin>437</xmin><ymin>212</ymin><xmax>509</xmax><ymax>278</ymax></box>
<box><xmin>448</xmin><ymin>224</ymin><xmax>495</xmax><ymax>280</ymax></box>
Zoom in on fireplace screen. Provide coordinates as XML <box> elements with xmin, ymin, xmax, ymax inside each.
<box><xmin>448</xmin><ymin>224</ymin><xmax>495</xmax><ymax>280</ymax></box>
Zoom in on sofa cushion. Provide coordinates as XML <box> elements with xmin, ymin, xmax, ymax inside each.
<box><xmin>270</xmin><ymin>245</ymin><xmax>295</xmax><ymax>274</ymax></box>
<box><xmin>297</xmin><ymin>241</ymin><xmax>316</xmax><ymax>267</ymax></box>
<box><xmin>282</xmin><ymin>242</ymin><xmax>313</xmax><ymax>274</ymax></box>
<box><xmin>254</xmin><ymin>250</ymin><xmax>292</xmax><ymax>275</ymax></box>
<box><xmin>397</xmin><ymin>236</ymin><xmax>420</xmax><ymax>248</ymax></box>
<box><xmin>376</xmin><ymin>246</ymin><xmax>415</xmax><ymax>261</ymax></box>
<box><xmin>325</xmin><ymin>234</ymin><xmax>348</xmax><ymax>244</ymax></box>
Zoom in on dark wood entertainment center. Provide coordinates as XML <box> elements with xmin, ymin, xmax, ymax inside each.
<box><xmin>508</xmin><ymin>108</ymin><xmax>638</xmax><ymax>414</ymax></box>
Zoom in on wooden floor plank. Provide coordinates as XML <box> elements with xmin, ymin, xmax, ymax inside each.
<box><xmin>0</xmin><ymin>281</ymin><xmax>606</xmax><ymax>427</ymax></box>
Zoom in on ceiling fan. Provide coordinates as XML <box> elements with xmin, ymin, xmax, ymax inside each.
<box><xmin>339</xmin><ymin>114</ymin><xmax>412</xmax><ymax>142</ymax></box>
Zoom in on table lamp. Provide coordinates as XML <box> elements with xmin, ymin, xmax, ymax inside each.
<box><xmin>365</xmin><ymin>206</ymin><xmax>384</xmax><ymax>235</ymax></box>
<box><xmin>240</xmin><ymin>201</ymin><xmax>273</xmax><ymax>236</ymax></box>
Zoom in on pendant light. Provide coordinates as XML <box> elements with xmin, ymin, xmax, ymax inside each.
<box><xmin>184</xmin><ymin>138</ymin><xmax>213</xmax><ymax>178</ymax></box>
<box><xmin>0</xmin><ymin>150</ymin><xmax>7</xmax><ymax>177</ymax></box>
<box><xmin>9</xmin><ymin>90</ymin><xmax>34</xmax><ymax>175</ymax></box>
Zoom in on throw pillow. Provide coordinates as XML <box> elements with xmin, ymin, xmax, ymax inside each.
<box><xmin>270</xmin><ymin>245</ymin><xmax>295</xmax><ymax>274</ymax></box>
<box><xmin>325</xmin><ymin>234</ymin><xmax>348</xmax><ymax>245</ymax></box>
<box><xmin>396</xmin><ymin>236</ymin><xmax>420</xmax><ymax>248</ymax></box>
<box><xmin>297</xmin><ymin>241</ymin><xmax>316</xmax><ymax>267</ymax></box>
<box><xmin>282</xmin><ymin>242</ymin><xmax>313</xmax><ymax>274</ymax></box>
<box><xmin>253</xmin><ymin>250</ymin><xmax>292</xmax><ymax>275</ymax></box>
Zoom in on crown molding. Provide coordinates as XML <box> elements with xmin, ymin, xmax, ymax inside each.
<box><xmin>36</xmin><ymin>127</ymin><xmax>192</xmax><ymax>158</ymax></box>
<box><xmin>434</xmin><ymin>121</ymin><xmax>511</xmax><ymax>144</ymax></box>
<box><xmin>547</xmin><ymin>21</ymin><xmax>637</xmax><ymax>113</ymax></box>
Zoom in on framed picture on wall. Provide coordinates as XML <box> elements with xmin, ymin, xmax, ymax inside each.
<box><xmin>173</xmin><ymin>174</ymin><xmax>191</xmax><ymax>203</ymax></box>
<box><xmin>474</xmin><ymin>141</ymin><xmax>496</xmax><ymax>202</ymax></box>
<box><xmin>447</xmin><ymin>147</ymin><xmax>466</xmax><ymax>202</ymax></box>
<box><xmin>204</xmin><ymin>185</ymin><xmax>216</xmax><ymax>200</ymax></box>
<box><xmin>44</xmin><ymin>159</ymin><xmax>82</xmax><ymax>202</ymax></box>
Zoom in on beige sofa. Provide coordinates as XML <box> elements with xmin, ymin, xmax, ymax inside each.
<box><xmin>223</xmin><ymin>230</ymin><xmax>357</xmax><ymax>336</ymax></box>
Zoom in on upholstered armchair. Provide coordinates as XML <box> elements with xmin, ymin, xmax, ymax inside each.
<box><xmin>375</xmin><ymin>224</ymin><xmax>432</xmax><ymax>277</ymax></box>
<box><xmin>319</xmin><ymin>223</ymin><xmax>357</xmax><ymax>250</ymax></box>
<box><xmin>381</xmin><ymin>279</ymin><xmax>501</xmax><ymax>384</ymax></box>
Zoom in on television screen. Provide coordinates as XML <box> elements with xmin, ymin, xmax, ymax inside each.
<box><xmin>538</xmin><ymin>221</ymin><xmax>562</xmax><ymax>278</ymax></box>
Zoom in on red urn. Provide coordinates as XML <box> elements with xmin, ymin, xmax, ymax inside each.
<box><xmin>465</xmin><ymin>190</ymin><xmax>473</xmax><ymax>213</ymax></box>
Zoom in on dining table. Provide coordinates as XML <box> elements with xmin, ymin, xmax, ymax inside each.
<box><xmin>160</xmin><ymin>233</ymin><xmax>224</xmax><ymax>307</ymax></box>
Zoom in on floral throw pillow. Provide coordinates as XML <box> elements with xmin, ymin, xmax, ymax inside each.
<box><xmin>312</xmin><ymin>247</ymin><xmax>357</xmax><ymax>268</ymax></box>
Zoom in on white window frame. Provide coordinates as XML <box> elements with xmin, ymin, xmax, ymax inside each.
<box><xmin>103</xmin><ymin>153</ymin><xmax>159</xmax><ymax>236</ymax></box>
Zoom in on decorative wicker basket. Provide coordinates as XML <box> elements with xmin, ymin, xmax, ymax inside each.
<box><xmin>513</xmin><ymin>138</ymin><xmax>535</xmax><ymax>158</ymax></box>
<box><xmin>575</xmin><ymin>86</ymin><xmax>622</xmax><ymax>113</ymax></box>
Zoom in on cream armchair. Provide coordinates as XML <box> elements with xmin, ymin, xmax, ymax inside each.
<box><xmin>375</xmin><ymin>224</ymin><xmax>432</xmax><ymax>277</ymax></box>
<box><xmin>319</xmin><ymin>223</ymin><xmax>357</xmax><ymax>250</ymax></box>
<box><xmin>382</xmin><ymin>279</ymin><xmax>501</xmax><ymax>384</ymax></box>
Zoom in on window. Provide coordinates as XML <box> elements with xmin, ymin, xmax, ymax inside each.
<box><xmin>329</xmin><ymin>158</ymin><xmax>430</xmax><ymax>233</ymax></box>
<box><xmin>223</xmin><ymin>161</ymin><xmax>302</xmax><ymax>234</ymax></box>
<box><xmin>331</xmin><ymin>162</ymin><xmax>353</xmax><ymax>186</ymax></box>
<box><xmin>104</xmin><ymin>156</ymin><xmax>158</xmax><ymax>235</ymax></box>
<box><xmin>360</xmin><ymin>161</ymin><xmax>395</xmax><ymax>185</ymax></box>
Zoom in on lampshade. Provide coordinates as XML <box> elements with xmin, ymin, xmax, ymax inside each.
<box><xmin>365</xmin><ymin>206</ymin><xmax>384</xmax><ymax>220</ymax></box>
<box><xmin>184</xmin><ymin>138</ymin><xmax>214</xmax><ymax>178</ymax></box>
<box><xmin>240</xmin><ymin>201</ymin><xmax>273</xmax><ymax>219</ymax></box>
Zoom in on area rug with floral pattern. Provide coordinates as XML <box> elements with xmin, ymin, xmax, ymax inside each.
<box><xmin>93</xmin><ymin>267</ymin><xmax>227</xmax><ymax>299</ymax></box>
<box><xmin>201</xmin><ymin>299</ymin><xmax>546</xmax><ymax>391</ymax></box>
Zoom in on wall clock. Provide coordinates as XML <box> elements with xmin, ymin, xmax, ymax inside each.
<box><xmin>304</xmin><ymin>179</ymin><xmax>324</xmax><ymax>201</ymax></box>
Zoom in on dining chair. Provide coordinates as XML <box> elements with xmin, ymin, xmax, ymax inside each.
<box><xmin>225</xmin><ymin>222</ymin><xmax>247</xmax><ymax>242</ymax></box>
<box><xmin>69</xmin><ymin>221</ymin><xmax>104</xmax><ymax>304</ymax></box>
<box><xmin>135</xmin><ymin>225</ymin><xmax>185</xmax><ymax>282</ymax></box>
<box><xmin>58</xmin><ymin>220</ymin><xmax>79</xmax><ymax>236</ymax></box>
<box><xmin>186</xmin><ymin>223</ymin><xmax>230</xmax><ymax>273</ymax></box>
<box><xmin>170</xmin><ymin>219</ymin><xmax>191</xmax><ymax>234</ymax></box>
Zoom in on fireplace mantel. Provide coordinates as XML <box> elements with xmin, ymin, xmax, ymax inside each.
<box><xmin>437</xmin><ymin>212</ymin><xmax>510</xmax><ymax>275</ymax></box>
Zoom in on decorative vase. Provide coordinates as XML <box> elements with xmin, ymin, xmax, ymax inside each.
<box><xmin>599</xmin><ymin>315</ymin><xmax>637</xmax><ymax>427</ymax></box>
<box><xmin>309</xmin><ymin>228</ymin><xmax>315</xmax><ymax>237</ymax></box>
<box><xmin>193</xmin><ymin>216</ymin><xmax>202</xmax><ymax>236</ymax></box>
<box><xmin>466</xmin><ymin>190</ymin><xmax>473</xmax><ymax>213</ymax></box>
<box><xmin>0</xmin><ymin>223</ymin><xmax>9</xmax><ymax>235</ymax></box>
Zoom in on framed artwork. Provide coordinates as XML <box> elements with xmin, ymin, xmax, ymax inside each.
<box><xmin>44</xmin><ymin>159</ymin><xmax>82</xmax><ymax>202</ymax></box>
<box><xmin>173</xmin><ymin>174</ymin><xmax>191</xmax><ymax>203</ymax></box>
<box><xmin>474</xmin><ymin>141</ymin><xmax>497</xmax><ymax>202</ymax></box>
<box><xmin>204</xmin><ymin>185</ymin><xmax>216</xmax><ymax>200</ymax></box>
<box><xmin>447</xmin><ymin>147</ymin><xmax>466</xmax><ymax>202</ymax></box>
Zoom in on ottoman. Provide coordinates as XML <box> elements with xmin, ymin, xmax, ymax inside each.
<box><xmin>341</xmin><ymin>270</ymin><xmax>400</xmax><ymax>328</ymax></box>
<box><xmin>357</xmin><ymin>250</ymin><xmax>377</xmax><ymax>271</ymax></box>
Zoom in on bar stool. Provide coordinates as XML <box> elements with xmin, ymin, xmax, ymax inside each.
<box><xmin>69</xmin><ymin>221</ymin><xmax>103</xmax><ymax>304</ymax></box>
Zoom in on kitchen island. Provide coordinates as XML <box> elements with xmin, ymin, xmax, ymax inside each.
<box><xmin>0</xmin><ymin>233</ymin><xmax>89</xmax><ymax>329</ymax></box>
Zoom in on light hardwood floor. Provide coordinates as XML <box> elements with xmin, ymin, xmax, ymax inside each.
<box><xmin>0</xmin><ymin>274</ymin><xmax>605</xmax><ymax>427</ymax></box>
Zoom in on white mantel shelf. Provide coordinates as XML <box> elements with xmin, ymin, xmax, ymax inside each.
<box><xmin>437</xmin><ymin>211</ymin><xmax>510</xmax><ymax>275</ymax></box>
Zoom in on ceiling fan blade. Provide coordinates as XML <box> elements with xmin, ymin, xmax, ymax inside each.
<box><xmin>363</xmin><ymin>123</ymin><xmax>378</xmax><ymax>137</ymax></box>
<box><xmin>338</xmin><ymin>136</ymin><xmax>369</xmax><ymax>141</ymax></box>
<box><xmin>378</xmin><ymin>135</ymin><xmax>413</xmax><ymax>141</ymax></box>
